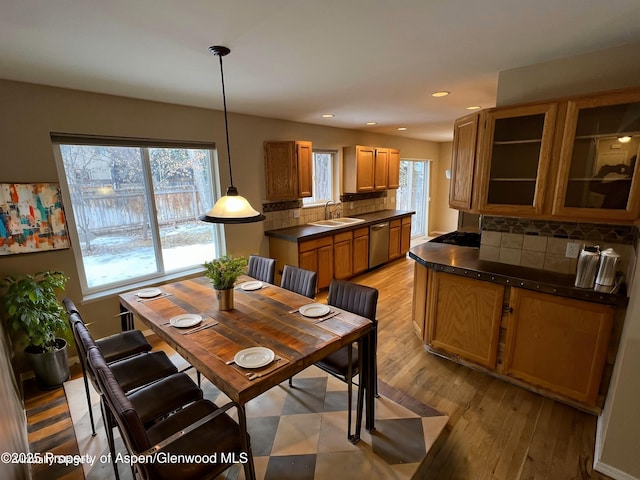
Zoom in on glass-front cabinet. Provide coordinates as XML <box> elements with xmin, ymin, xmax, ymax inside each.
<box><xmin>477</xmin><ymin>103</ymin><xmax>557</xmax><ymax>216</ymax></box>
<box><xmin>553</xmin><ymin>91</ymin><xmax>640</xmax><ymax>222</ymax></box>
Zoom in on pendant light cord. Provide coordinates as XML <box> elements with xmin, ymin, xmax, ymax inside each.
<box><xmin>218</xmin><ymin>53</ymin><xmax>234</xmax><ymax>188</ymax></box>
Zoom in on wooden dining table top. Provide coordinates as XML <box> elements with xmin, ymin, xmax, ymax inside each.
<box><xmin>119</xmin><ymin>275</ymin><xmax>374</xmax><ymax>406</ymax></box>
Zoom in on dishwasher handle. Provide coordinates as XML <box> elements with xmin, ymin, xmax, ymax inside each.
<box><xmin>370</xmin><ymin>222</ymin><xmax>389</xmax><ymax>230</ymax></box>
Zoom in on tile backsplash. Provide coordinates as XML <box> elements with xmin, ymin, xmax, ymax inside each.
<box><xmin>479</xmin><ymin>216</ymin><xmax>637</xmax><ymax>282</ymax></box>
<box><xmin>262</xmin><ymin>191</ymin><xmax>395</xmax><ymax>231</ymax></box>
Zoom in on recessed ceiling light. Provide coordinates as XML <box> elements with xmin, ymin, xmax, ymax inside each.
<box><xmin>618</xmin><ymin>136</ymin><xmax>632</xmax><ymax>143</ymax></box>
<box><xmin>466</xmin><ymin>105</ymin><xmax>481</xmax><ymax>110</ymax></box>
<box><xmin>321</xmin><ymin>114</ymin><xmax>335</xmax><ymax>118</ymax></box>
<box><xmin>397</xmin><ymin>127</ymin><xmax>407</xmax><ymax>131</ymax></box>
<box><xmin>366</xmin><ymin>122</ymin><xmax>378</xmax><ymax>126</ymax></box>
<box><xmin>431</xmin><ymin>91</ymin><xmax>450</xmax><ymax>97</ymax></box>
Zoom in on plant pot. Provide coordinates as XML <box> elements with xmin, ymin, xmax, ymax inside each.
<box><xmin>215</xmin><ymin>288</ymin><xmax>234</xmax><ymax>311</ymax></box>
<box><xmin>25</xmin><ymin>338</ymin><xmax>70</xmax><ymax>390</ymax></box>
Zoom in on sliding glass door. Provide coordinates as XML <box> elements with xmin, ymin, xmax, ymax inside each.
<box><xmin>396</xmin><ymin>160</ymin><xmax>430</xmax><ymax>237</ymax></box>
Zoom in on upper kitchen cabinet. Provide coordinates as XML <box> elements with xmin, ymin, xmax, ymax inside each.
<box><xmin>552</xmin><ymin>91</ymin><xmax>640</xmax><ymax>222</ymax></box>
<box><xmin>343</xmin><ymin>145</ymin><xmax>400</xmax><ymax>193</ymax></box>
<box><xmin>476</xmin><ymin>103</ymin><xmax>558</xmax><ymax>216</ymax></box>
<box><xmin>264</xmin><ymin>140</ymin><xmax>313</xmax><ymax>200</ymax></box>
<box><xmin>449</xmin><ymin>112</ymin><xmax>483</xmax><ymax>211</ymax></box>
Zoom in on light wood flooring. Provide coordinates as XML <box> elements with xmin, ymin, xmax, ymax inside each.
<box><xmin>24</xmin><ymin>256</ymin><xmax>613</xmax><ymax>479</ymax></box>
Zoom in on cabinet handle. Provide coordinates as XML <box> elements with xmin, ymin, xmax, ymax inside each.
<box><xmin>503</xmin><ymin>303</ymin><xmax>513</xmax><ymax>313</ymax></box>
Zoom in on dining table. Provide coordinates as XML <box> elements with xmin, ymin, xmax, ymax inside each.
<box><xmin>118</xmin><ymin>275</ymin><xmax>376</xmax><ymax>444</ymax></box>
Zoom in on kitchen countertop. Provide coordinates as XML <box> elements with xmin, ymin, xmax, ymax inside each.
<box><xmin>409</xmin><ymin>242</ymin><xmax>628</xmax><ymax>307</ymax></box>
<box><xmin>265</xmin><ymin>209</ymin><xmax>415</xmax><ymax>242</ymax></box>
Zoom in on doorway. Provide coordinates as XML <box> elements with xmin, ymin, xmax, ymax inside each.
<box><xmin>396</xmin><ymin>159</ymin><xmax>430</xmax><ymax>238</ymax></box>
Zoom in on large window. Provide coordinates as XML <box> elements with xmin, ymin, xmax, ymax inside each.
<box><xmin>53</xmin><ymin>136</ymin><xmax>223</xmax><ymax>295</ymax></box>
<box><xmin>303</xmin><ymin>150</ymin><xmax>335</xmax><ymax>206</ymax></box>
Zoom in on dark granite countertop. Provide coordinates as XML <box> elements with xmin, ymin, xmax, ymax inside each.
<box><xmin>409</xmin><ymin>242</ymin><xmax>628</xmax><ymax>307</ymax></box>
<box><xmin>265</xmin><ymin>209</ymin><xmax>415</xmax><ymax>242</ymax></box>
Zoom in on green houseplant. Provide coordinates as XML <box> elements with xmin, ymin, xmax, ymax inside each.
<box><xmin>1</xmin><ymin>271</ymin><xmax>71</xmax><ymax>389</ymax></box>
<box><xmin>203</xmin><ymin>255</ymin><xmax>247</xmax><ymax>310</ymax></box>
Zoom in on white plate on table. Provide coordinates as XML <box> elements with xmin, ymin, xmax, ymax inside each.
<box><xmin>169</xmin><ymin>314</ymin><xmax>202</xmax><ymax>328</ymax></box>
<box><xmin>234</xmin><ymin>347</ymin><xmax>275</xmax><ymax>369</ymax></box>
<box><xmin>240</xmin><ymin>280</ymin><xmax>263</xmax><ymax>291</ymax></box>
<box><xmin>136</xmin><ymin>288</ymin><xmax>162</xmax><ymax>298</ymax></box>
<box><xmin>299</xmin><ymin>303</ymin><xmax>331</xmax><ymax>318</ymax></box>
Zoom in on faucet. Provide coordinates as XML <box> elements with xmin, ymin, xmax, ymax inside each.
<box><xmin>333</xmin><ymin>203</ymin><xmax>342</xmax><ymax>219</ymax></box>
<box><xmin>324</xmin><ymin>200</ymin><xmax>335</xmax><ymax>220</ymax></box>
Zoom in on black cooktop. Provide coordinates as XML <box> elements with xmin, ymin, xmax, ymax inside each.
<box><xmin>429</xmin><ymin>231</ymin><xmax>481</xmax><ymax>248</ymax></box>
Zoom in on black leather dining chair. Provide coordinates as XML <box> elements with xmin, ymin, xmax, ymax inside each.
<box><xmin>88</xmin><ymin>347</ymin><xmax>256</xmax><ymax>480</ymax></box>
<box><xmin>280</xmin><ymin>264</ymin><xmax>317</xmax><ymax>298</ymax></box>
<box><xmin>247</xmin><ymin>255</ymin><xmax>276</xmax><ymax>284</ymax></box>
<box><xmin>64</xmin><ymin>297</ymin><xmax>153</xmax><ymax>436</ymax></box>
<box><xmin>289</xmin><ymin>280</ymin><xmax>378</xmax><ymax>442</ymax></box>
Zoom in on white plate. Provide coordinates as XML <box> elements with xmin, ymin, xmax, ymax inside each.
<box><xmin>299</xmin><ymin>303</ymin><xmax>331</xmax><ymax>318</ymax></box>
<box><xmin>136</xmin><ymin>287</ymin><xmax>162</xmax><ymax>298</ymax></box>
<box><xmin>234</xmin><ymin>347</ymin><xmax>275</xmax><ymax>369</ymax></box>
<box><xmin>240</xmin><ymin>280</ymin><xmax>263</xmax><ymax>291</ymax></box>
<box><xmin>169</xmin><ymin>314</ymin><xmax>202</xmax><ymax>328</ymax></box>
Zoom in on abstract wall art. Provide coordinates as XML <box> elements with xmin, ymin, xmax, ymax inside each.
<box><xmin>0</xmin><ymin>183</ymin><xmax>70</xmax><ymax>255</ymax></box>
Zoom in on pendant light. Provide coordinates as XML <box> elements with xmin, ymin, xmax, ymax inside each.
<box><xmin>199</xmin><ymin>45</ymin><xmax>265</xmax><ymax>224</ymax></box>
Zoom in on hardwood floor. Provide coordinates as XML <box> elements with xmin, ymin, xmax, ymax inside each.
<box><xmin>24</xmin><ymin>256</ymin><xmax>612</xmax><ymax>479</ymax></box>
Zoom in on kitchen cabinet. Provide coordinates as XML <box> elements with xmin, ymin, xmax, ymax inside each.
<box><xmin>476</xmin><ymin>103</ymin><xmax>558</xmax><ymax>216</ymax></box>
<box><xmin>333</xmin><ymin>231</ymin><xmax>353</xmax><ymax>280</ymax></box>
<box><xmin>264</xmin><ymin>140</ymin><xmax>313</xmax><ymax>200</ymax></box>
<box><xmin>400</xmin><ymin>216</ymin><xmax>411</xmax><ymax>255</ymax></box>
<box><xmin>425</xmin><ymin>271</ymin><xmax>504</xmax><ymax>368</ymax></box>
<box><xmin>299</xmin><ymin>236</ymin><xmax>333</xmax><ymax>289</ymax></box>
<box><xmin>352</xmin><ymin>227</ymin><xmax>369</xmax><ymax>275</ymax></box>
<box><xmin>552</xmin><ymin>90</ymin><xmax>640</xmax><ymax>222</ymax></box>
<box><xmin>503</xmin><ymin>288</ymin><xmax>614</xmax><ymax>405</ymax></box>
<box><xmin>343</xmin><ymin>145</ymin><xmax>400</xmax><ymax>192</ymax></box>
<box><xmin>388</xmin><ymin>219</ymin><xmax>401</xmax><ymax>259</ymax></box>
<box><xmin>388</xmin><ymin>148</ymin><xmax>400</xmax><ymax>189</ymax></box>
<box><xmin>449</xmin><ymin>112</ymin><xmax>482</xmax><ymax>211</ymax></box>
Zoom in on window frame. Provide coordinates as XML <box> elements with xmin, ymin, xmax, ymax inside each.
<box><xmin>302</xmin><ymin>149</ymin><xmax>337</xmax><ymax>207</ymax></box>
<box><xmin>51</xmin><ymin>133</ymin><xmax>225</xmax><ymax>299</ymax></box>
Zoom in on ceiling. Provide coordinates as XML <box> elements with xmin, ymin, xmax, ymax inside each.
<box><xmin>2</xmin><ymin>0</ymin><xmax>640</xmax><ymax>142</ymax></box>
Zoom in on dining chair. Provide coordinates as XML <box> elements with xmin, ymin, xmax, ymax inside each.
<box><xmin>291</xmin><ymin>279</ymin><xmax>378</xmax><ymax>443</ymax></box>
<box><xmin>82</xmin><ymin>338</ymin><xmax>203</xmax><ymax>480</ymax></box>
<box><xmin>247</xmin><ymin>254</ymin><xmax>276</xmax><ymax>284</ymax></box>
<box><xmin>88</xmin><ymin>347</ymin><xmax>256</xmax><ymax>480</ymax></box>
<box><xmin>64</xmin><ymin>297</ymin><xmax>154</xmax><ymax>436</ymax></box>
<box><xmin>280</xmin><ymin>264</ymin><xmax>318</xmax><ymax>298</ymax></box>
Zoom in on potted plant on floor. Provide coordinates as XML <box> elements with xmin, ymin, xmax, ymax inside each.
<box><xmin>203</xmin><ymin>255</ymin><xmax>247</xmax><ymax>311</ymax></box>
<box><xmin>1</xmin><ymin>271</ymin><xmax>71</xmax><ymax>389</ymax></box>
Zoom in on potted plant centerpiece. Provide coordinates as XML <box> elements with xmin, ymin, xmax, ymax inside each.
<box><xmin>1</xmin><ymin>271</ymin><xmax>71</xmax><ymax>389</ymax></box>
<box><xmin>203</xmin><ymin>255</ymin><xmax>247</xmax><ymax>311</ymax></box>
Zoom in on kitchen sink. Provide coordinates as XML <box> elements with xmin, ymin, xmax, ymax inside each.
<box><xmin>307</xmin><ymin>217</ymin><xmax>365</xmax><ymax>228</ymax></box>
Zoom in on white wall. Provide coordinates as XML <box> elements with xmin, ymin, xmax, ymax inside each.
<box><xmin>428</xmin><ymin>142</ymin><xmax>458</xmax><ymax>235</ymax></box>
<box><xmin>496</xmin><ymin>42</ymin><xmax>640</xmax><ymax>480</ymax></box>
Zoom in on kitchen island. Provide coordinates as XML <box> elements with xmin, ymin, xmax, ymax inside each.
<box><xmin>409</xmin><ymin>242</ymin><xmax>627</xmax><ymax>413</ymax></box>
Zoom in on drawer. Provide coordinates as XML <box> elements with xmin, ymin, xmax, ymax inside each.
<box><xmin>390</xmin><ymin>219</ymin><xmax>401</xmax><ymax>228</ymax></box>
<box><xmin>402</xmin><ymin>216</ymin><xmax>411</xmax><ymax>225</ymax></box>
<box><xmin>299</xmin><ymin>235</ymin><xmax>333</xmax><ymax>252</ymax></box>
<box><xmin>334</xmin><ymin>231</ymin><xmax>353</xmax><ymax>243</ymax></box>
<box><xmin>354</xmin><ymin>227</ymin><xmax>369</xmax><ymax>238</ymax></box>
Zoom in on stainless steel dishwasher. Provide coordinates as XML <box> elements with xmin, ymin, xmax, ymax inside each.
<box><xmin>369</xmin><ymin>222</ymin><xmax>389</xmax><ymax>268</ymax></box>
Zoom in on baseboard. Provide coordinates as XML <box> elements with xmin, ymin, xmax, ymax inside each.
<box><xmin>594</xmin><ymin>460</ymin><xmax>639</xmax><ymax>480</ymax></box>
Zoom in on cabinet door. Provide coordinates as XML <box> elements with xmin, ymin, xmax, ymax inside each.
<box><xmin>298</xmin><ymin>248</ymin><xmax>317</xmax><ymax>274</ymax></box>
<box><xmin>333</xmin><ymin>232</ymin><xmax>353</xmax><ymax>280</ymax></box>
<box><xmin>356</xmin><ymin>146</ymin><xmax>376</xmax><ymax>192</ymax></box>
<box><xmin>317</xmin><ymin>244</ymin><xmax>334</xmax><ymax>289</ymax></box>
<box><xmin>374</xmin><ymin>148</ymin><xmax>390</xmax><ymax>190</ymax></box>
<box><xmin>553</xmin><ymin>91</ymin><xmax>640</xmax><ymax>222</ymax></box>
<box><xmin>477</xmin><ymin>103</ymin><xmax>557</xmax><ymax>216</ymax></box>
<box><xmin>264</xmin><ymin>141</ymin><xmax>298</xmax><ymax>200</ymax></box>
<box><xmin>296</xmin><ymin>141</ymin><xmax>313</xmax><ymax>198</ymax></box>
<box><xmin>450</xmin><ymin>112</ymin><xmax>481</xmax><ymax>210</ymax></box>
<box><xmin>426</xmin><ymin>272</ymin><xmax>504</xmax><ymax>368</ymax></box>
<box><xmin>388</xmin><ymin>219</ymin><xmax>401</xmax><ymax>259</ymax></box>
<box><xmin>412</xmin><ymin>262</ymin><xmax>428</xmax><ymax>340</ymax></box>
<box><xmin>352</xmin><ymin>228</ymin><xmax>369</xmax><ymax>275</ymax></box>
<box><xmin>503</xmin><ymin>288</ymin><xmax>614</xmax><ymax>405</ymax></box>
<box><xmin>387</xmin><ymin>148</ymin><xmax>400</xmax><ymax>189</ymax></box>
<box><xmin>400</xmin><ymin>216</ymin><xmax>411</xmax><ymax>255</ymax></box>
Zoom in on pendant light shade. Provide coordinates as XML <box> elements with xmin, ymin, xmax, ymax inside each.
<box><xmin>200</xmin><ymin>45</ymin><xmax>265</xmax><ymax>224</ymax></box>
